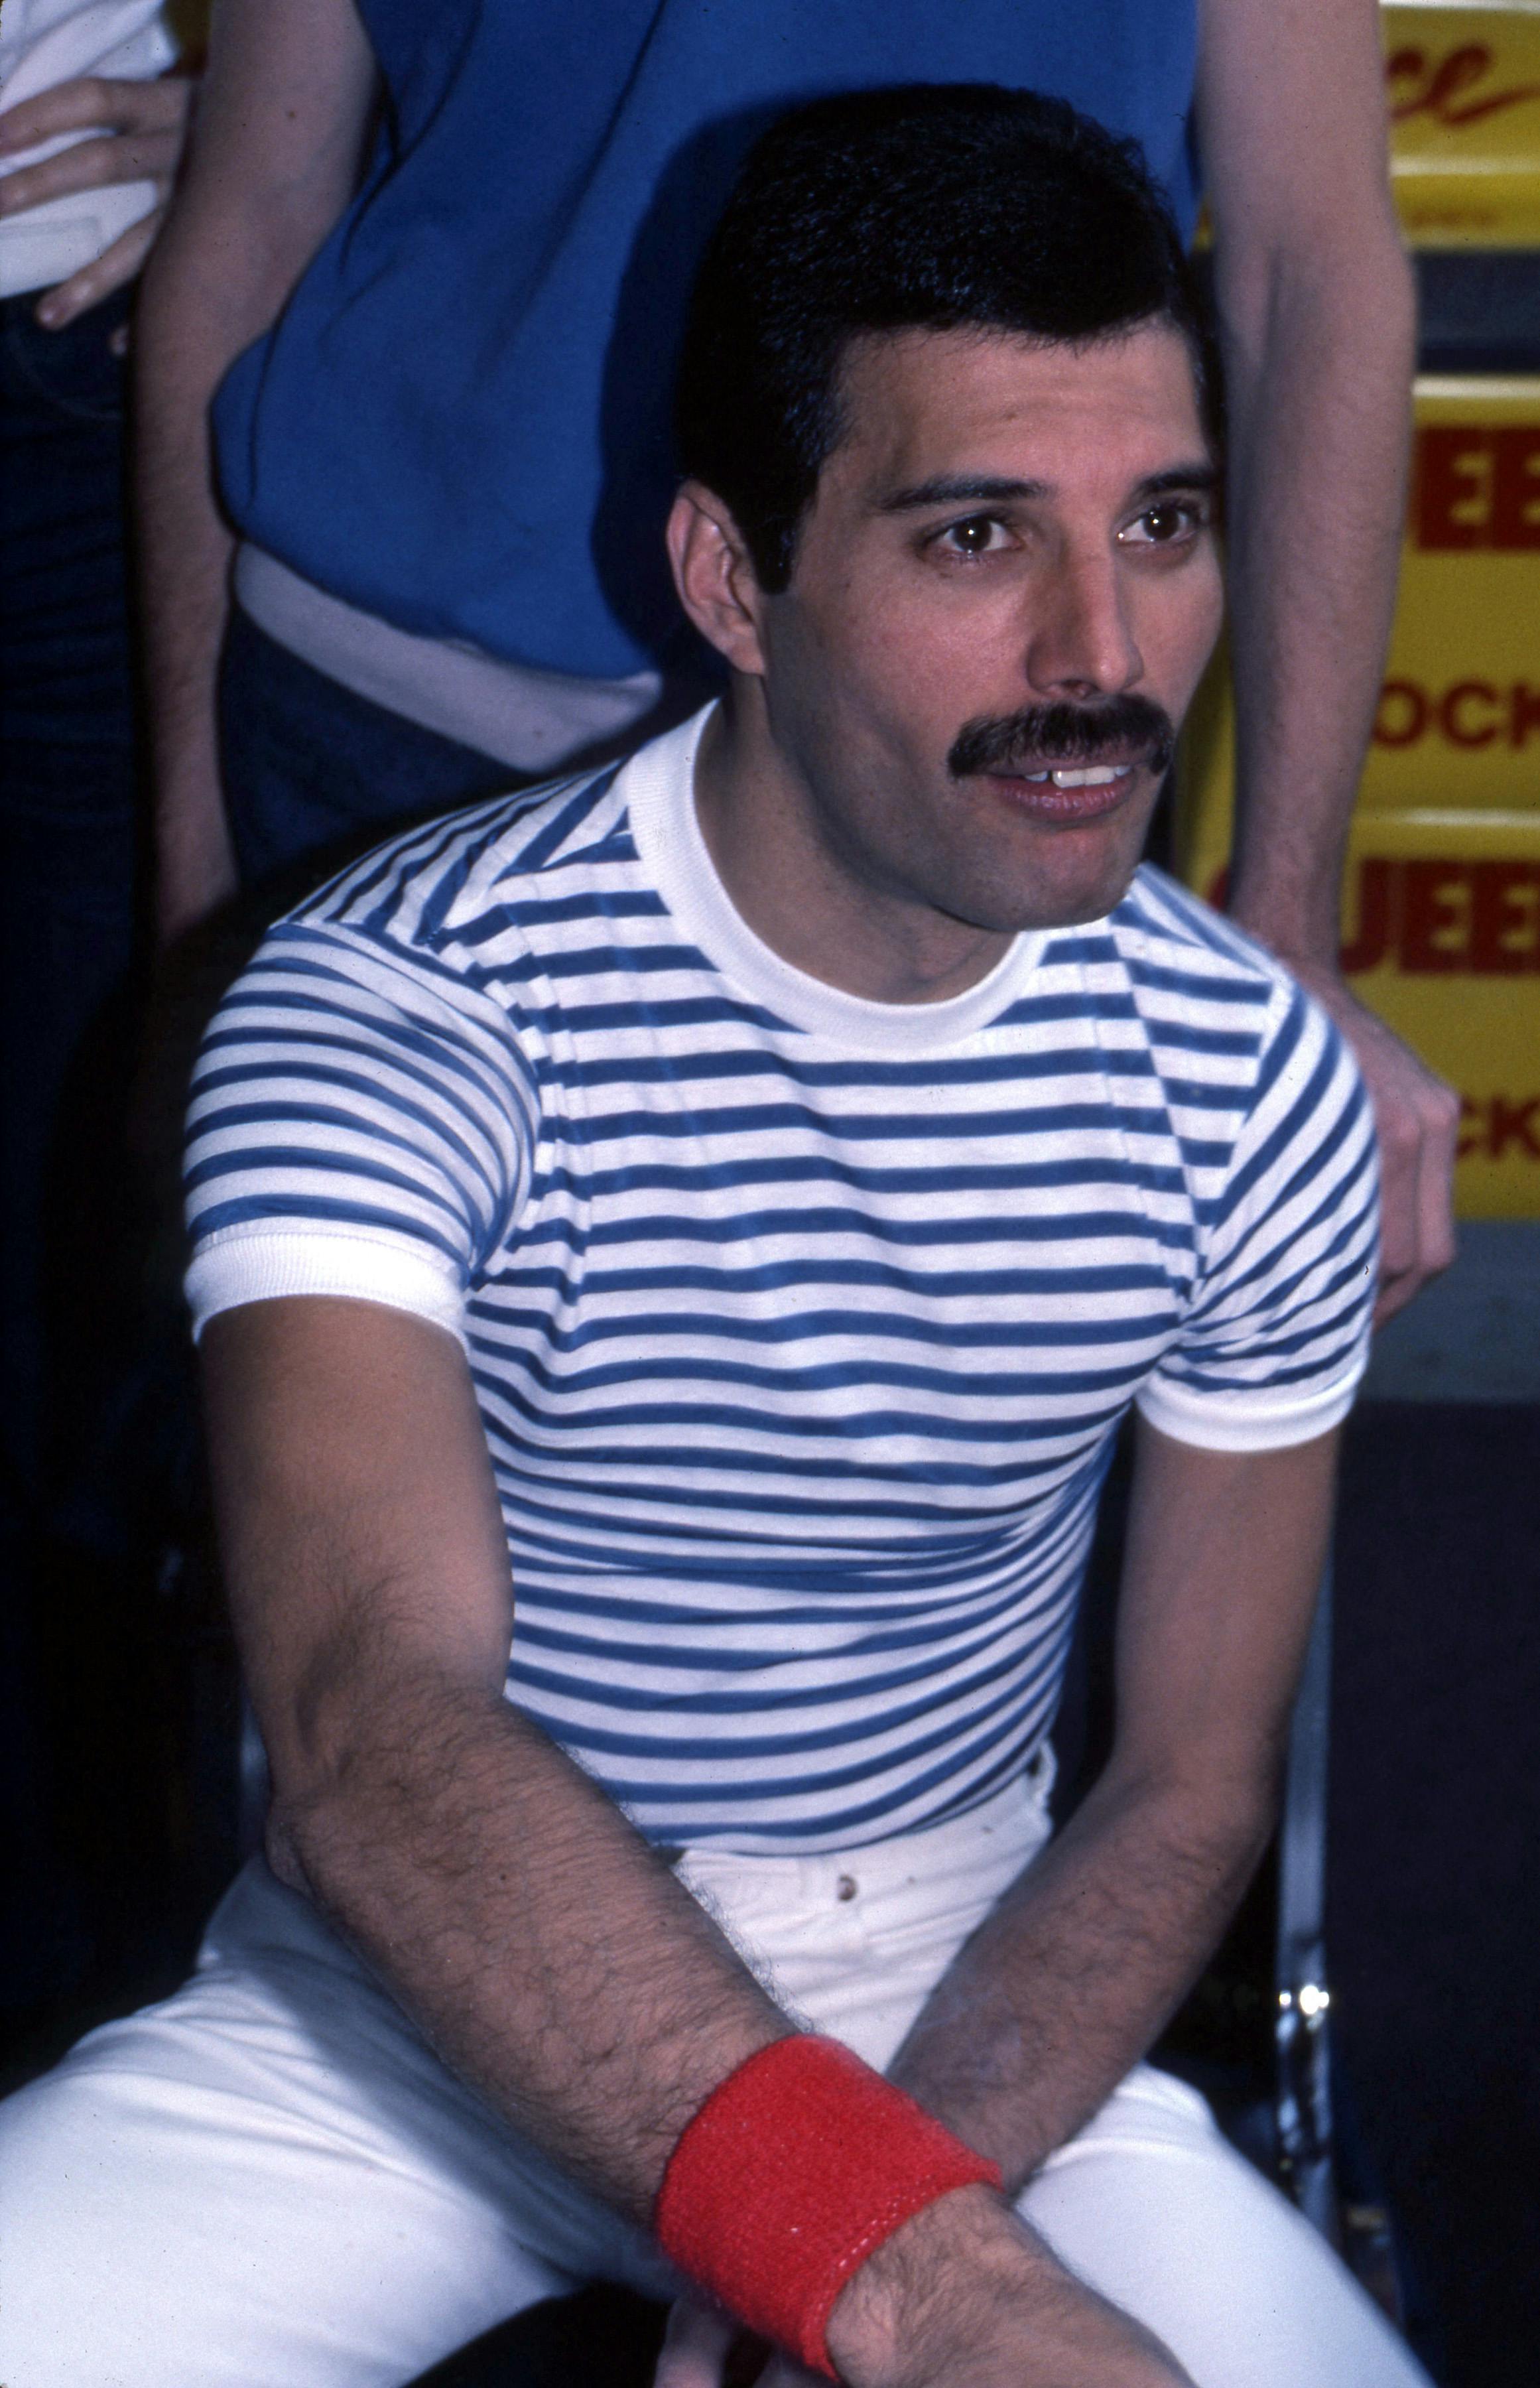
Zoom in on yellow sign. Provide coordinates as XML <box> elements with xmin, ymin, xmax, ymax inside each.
<box><xmin>1177</xmin><ymin>377</ymin><xmax>1540</xmax><ymax>1217</ymax></box>
<box><xmin>1367</xmin><ymin>379</ymin><xmax>1539</xmax><ymax>809</ymax></box>
<box><xmin>1385</xmin><ymin>2</ymin><xmax>1540</xmax><ymax>245</ymax></box>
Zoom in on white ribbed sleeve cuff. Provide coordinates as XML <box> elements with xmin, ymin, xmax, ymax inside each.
<box><xmin>1134</xmin><ymin>1355</ymin><xmax>1367</xmax><ymax>1453</ymax></box>
<box><xmin>185</xmin><ymin>1227</ymin><xmax>467</xmax><ymax>1346</ymax></box>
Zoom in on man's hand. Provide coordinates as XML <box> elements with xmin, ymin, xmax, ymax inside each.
<box><xmin>1284</xmin><ymin>959</ymin><xmax>1459</xmax><ymax>1323</ymax></box>
<box><xmin>655</xmin><ymin>2189</ymin><xmax>1193</xmax><ymax>2388</ymax></box>
<box><xmin>655</xmin><ymin>2299</ymin><xmax>784</xmax><ymax>2388</ymax></box>
<box><xmin>0</xmin><ymin>75</ymin><xmax>193</xmax><ymax>331</ymax></box>
<box><xmin>1199</xmin><ymin>0</ymin><xmax>1453</xmax><ymax>1321</ymax></box>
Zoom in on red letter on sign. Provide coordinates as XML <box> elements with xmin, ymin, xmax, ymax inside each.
<box><xmin>1492</xmin><ymin>431</ymin><xmax>1540</xmax><ymax>551</ymax></box>
<box><xmin>1511</xmin><ymin>685</ymin><xmax>1540</xmax><ymax>749</ymax></box>
<box><xmin>1375</xmin><ymin>681</ymin><xmax>1428</xmax><ymax>746</ymax></box>
<box><xmin>1416</xmin><ymin>427</ymin><xmax>1490</xmax><ymax>548</ymax></box>
<box><xmin>1469</xmin><ymin>864</ymin><xmax>1540</xmax><ymax>974</ymax></box>
<box><xmin>1439</xmin><ymin>682</ymin><xmax>1501</xmax><ymax>747</ymax></box>
<box><xmin>1400</xmin><ymin>862</ymin><xmax>1469</xmax><ymax>971</ymax></box>
<box><xmin>1488</xmin><ymin>1098</ymin><xmax>1540</xmax><ymax>1161</ymax></box>
<box><xmin>1340</xmin><ymin>858</ymin><xmax>1393</xmax><ymax>974</ymax></box>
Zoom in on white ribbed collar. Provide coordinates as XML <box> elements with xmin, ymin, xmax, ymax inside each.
<box><xmin>621</xmin><ymin>703</ymin><xmax>1049</xmax><ymax>1056</ymax></box>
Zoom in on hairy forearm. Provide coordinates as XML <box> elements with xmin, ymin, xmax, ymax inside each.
<box><xmin>1220</xmin><ymin>235</ymin><xmax>1417</xmax><ymax>966</ymax></box>
<box><xmin>887</xmin><ymin>1427</ymin><xmax>1334</xmax><ymax>2185</ymax></box>
<box><xmin>269</xmin><ymin>1662</ymin><xmax>789</xmax><ymax>2222</ymax></box>
<box><xmin>209</xmin><ymin>1299</ymin><xmax>785</xmax><ymax>2227</ymax></box>
<box><xmin>887</xmin><ymin>1762</ymin><xmax>1274</xmax><ymax>2190</ymax></box>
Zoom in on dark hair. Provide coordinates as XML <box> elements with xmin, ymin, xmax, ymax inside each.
<box><xmin>676</xmin><ymin>84</ymin><xmax>1219</xmax><ymax>591</ymax></box>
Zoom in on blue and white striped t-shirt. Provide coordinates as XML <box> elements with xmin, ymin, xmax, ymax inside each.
<box><xmin>185</xmin><ymin>706</ymin><xmax>1378</xmax><ymax>1853</ymax></box>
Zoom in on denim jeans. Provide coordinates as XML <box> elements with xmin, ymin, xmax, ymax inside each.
<box><xmin>0</xmin><ymin>287</ymin><xmax>141</xmax><ymax>1491</ymax></box>
<box><xmin>0</xmin><ymin>286</ymin><xmax>141</xmax><ymax>2004</ymax></box>
<box><xmin>218</xmin><ymin>608</ymin><xmax>524</xmax><ymax>909</ymax></box>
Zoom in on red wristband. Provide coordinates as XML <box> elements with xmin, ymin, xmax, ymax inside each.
<box><xmin>653</xmin><ymin>2035</ymin><xmax>1002</xmax><ymax>2378</ymax></box>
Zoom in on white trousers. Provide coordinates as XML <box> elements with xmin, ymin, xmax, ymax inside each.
<box><xmin>0</xmin><ymin>1764</ymin><xmax>1429</xmax><ymax>2388</ymax></box>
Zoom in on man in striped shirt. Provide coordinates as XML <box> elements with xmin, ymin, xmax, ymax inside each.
<box><xmin>0</xmin><ymin>88</ymin><xmax>1425</xmax><ymax>2388</ymax></box>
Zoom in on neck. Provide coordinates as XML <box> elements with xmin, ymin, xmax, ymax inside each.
<box><xmin>692</xmin><ymin>683</ymin><xmax>1013</xmax><ymax>1005</ymax></box>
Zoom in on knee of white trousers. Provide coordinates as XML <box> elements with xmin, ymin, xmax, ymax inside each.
<box><xmin>0</xmin><ymin>2054</ymin><xmax>579</xmax><ymax>2388</ymax></box>
<box><xmin>1019</xmin><ymin>2068</ymin><xmax>1432</xmax><ymax>2388</ymax></box>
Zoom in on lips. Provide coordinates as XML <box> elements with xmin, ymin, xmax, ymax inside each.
<box><xmin>982</xmin><ymin>750</ymin><xmax>1147</xmax><ymax>823</ymax></box>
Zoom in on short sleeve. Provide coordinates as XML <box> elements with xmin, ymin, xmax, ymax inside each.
<box><xmin>1135</xmin><ymin>982</ymin><xmax>1380</xmax><ymax>1453</ymax></box>
<box><xmin>183</xmin><ymin>921</ymin><xmax>535</xmax><ymax>1345</ymax></box>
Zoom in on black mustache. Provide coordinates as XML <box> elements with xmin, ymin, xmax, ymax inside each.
<box><xmin>947</xmin><ymin>696</ymin><xmax>1175</xmax><ymax>781</ymax></box>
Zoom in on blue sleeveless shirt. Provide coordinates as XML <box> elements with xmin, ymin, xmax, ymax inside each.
<box><xmin>214</xmin><ymin>1</ymin><xmax>1200</xmax><ymax>681</ymax></box>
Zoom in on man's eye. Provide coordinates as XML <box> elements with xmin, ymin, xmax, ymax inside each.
<box><xmin>938</xmin><ymin>515</ymin><xmax>1009</xmax><ymax>557</ymax></box>
<box><xmin>1122</xmin><ymin>501</ymin><xmax>1203</xmax><ymax>547</ymax></box>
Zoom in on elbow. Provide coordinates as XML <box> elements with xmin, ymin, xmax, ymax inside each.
<box><xmin>263</xmin><ymin>1800</ymin><xmax>316</xmax><ymax>1898</ymax></box>
<box><xmin>1110</xmin><ymin>1747</ymin><xmax>1283</xmax><ymax>1886</ymax></box>
<box><xmin>1214</xmin><ymin>212</ymin><xmax>1417</xmax><ymax>400</ymax></box>
<box><xmin>257</xmin><ymin>1663</ymin><xmax>511</xmax><ymax>1901</ymax></box>
<box><xmin>261</xmin><ymin>1751</ymin><xmax>357</xmax><ymax>1903</ymax></box>
<box><xmin>1348</xmin><ymin>228</ymin><xmax>1418</xmax><ymax>383</ymax></box>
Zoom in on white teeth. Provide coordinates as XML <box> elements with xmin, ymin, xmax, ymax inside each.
<box><xmin>1013</xmin><ymin>764</ymin><xmax>1128</xmax><ymax>786</ymax></box>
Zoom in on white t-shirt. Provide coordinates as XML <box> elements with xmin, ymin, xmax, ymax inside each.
<box><xmin>0</xmin><ymin>0</ymin><xmax>177</xmax><ymax>298</ymax></box>
<box><xmin>184</xmin><ymin>707</ymin><xmax>1379</xmax><ymax>1853</ymax></box>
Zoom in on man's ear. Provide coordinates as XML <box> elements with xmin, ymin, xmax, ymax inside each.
<box><xmin>667</xmin><ymin>482</ymin><xmax>770</xmax><ymax>677</ymax></box>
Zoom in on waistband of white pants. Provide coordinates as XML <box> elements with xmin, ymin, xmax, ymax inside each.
<box><xmin>233</xmin><ymin>543</ymin><xmax>663</xmax><ymax>776</ymax></box>
<box><xmin>666</xmin><ymin>1749</ymin><xmax>1058</xmax><ymax>1892</ymax></box>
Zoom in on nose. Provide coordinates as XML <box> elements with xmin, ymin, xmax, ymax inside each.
<box><xmin>1022</xmin><ymin>545</ymin><xmax>1143</xmax><ymax>700</ymax></box>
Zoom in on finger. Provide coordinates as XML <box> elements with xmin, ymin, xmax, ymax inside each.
<box><xmin>723</xmin><ymin>2334</ymin><xmax>780</xmax><ymax>2387</ymax></box>
<box><xmin>0</xmin><ymin>129</ymin><xmax>180</xmax><ymax>220</ymax></box>
<box><xmin>1373</xmin><ymin>1068</ymin><xmax>1461</xmax><ymax>1325</ymax></box>
<box><xmin>1372</xmin><ymin>1098</ymin><xmax>1421</xmax><ymax>1292</ymax></box>
<box><xmin>1416</xmin><ymin>1078</ymin><xmax>1461</xmax><ymax>1282</ymax></box>
<box><xmin>1373</xmin><ymin>1265</ymin><xmax>1413</xmax><ymax>1330</ymax></box>
<box><xmin>653</xmin><ymin>2296</ymin><xmax>739</xmax><ymax>2388</ymax></box>
<box><xmin>0</xmin><ymin>74</ymin><xmax>189</xmax><ymax>151</ymax></box>
<box><xmin>35</xmin><ymin>216</ymin><xmax>157</xmax><ymax>326</ymax></box>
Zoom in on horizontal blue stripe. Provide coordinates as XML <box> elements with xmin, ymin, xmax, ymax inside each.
<box><xmin>468</xmin><ymin>1297</ymin><xmax>1184</xmax><ymax>1355</ymax></box>
<box><xmin>183</xmin><ymin>765</ymin><xmax>1375</xmax><ymax>1849</ymax></box>
<box><xmin>550</xmin><ymin>1096</ymin><xmax>1185</xmax><ymax>1146</ymax></box>
<box><xmin>509</xmin><ymin>1581</ymin><xmax>1074</xmax><ymax>1719</ymax></box>
<box><xmin>480</xmin><ymin>1252</ymin><xmax>1177</xmax><ymax>1303</ymax></box>
<box><xmin>190</xmin><ymin>1192</ymin><xmax>466</xmax><ymax>1266</ymax></box>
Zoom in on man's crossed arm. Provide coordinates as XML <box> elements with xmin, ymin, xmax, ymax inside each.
<box><xmin>206</xmin><ymin>1294</ymin><xmax>1337</xmax><ymax>2387</ymax></box>
<box><xmin>662</xmin><ymin>1412</ymin><xmax>1336</xmax><ymax>2387</ymax></box>
<box><xmin>884</xmin><ymin>1409</ymin><xmax>1331</xmax><ymax>2182</ymax></box>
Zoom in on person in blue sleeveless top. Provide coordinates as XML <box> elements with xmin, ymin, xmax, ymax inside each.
<box><xmin>135</xmin><ymin>0</ymin><xmax>1458</xmax><ymax>1327</ymax></box>
<box><xmin>3</xmin><ymin>90</ymin><xmax>1430</xmax><ymax>2388</ymax></box>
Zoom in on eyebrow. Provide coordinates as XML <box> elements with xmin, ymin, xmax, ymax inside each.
<box><xmin>876</xmin><ymin>462</ymin><xmax>1219</xmax><ymax>514</ymax></box>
